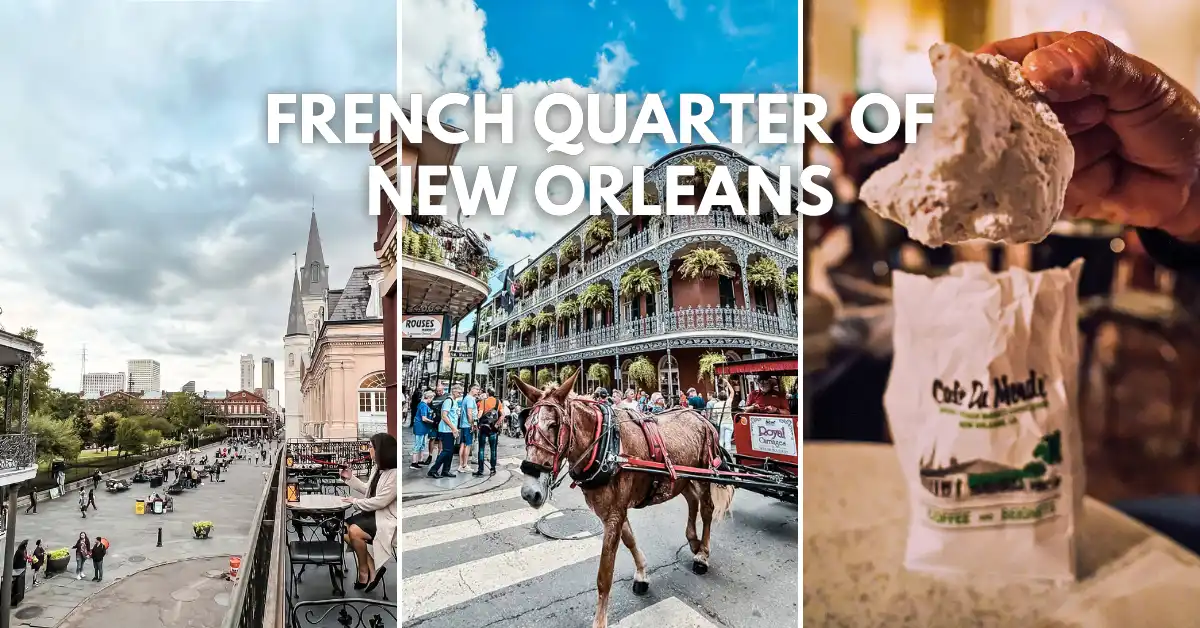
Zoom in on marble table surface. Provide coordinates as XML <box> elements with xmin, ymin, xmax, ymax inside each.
<box><xmin>805</xmin><ymin>442</ymin><xmax>1200</xmax><ymax>627</ymax></box>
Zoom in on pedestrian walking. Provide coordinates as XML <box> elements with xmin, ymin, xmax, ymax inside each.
<box><xmin>92</xmin><ymin>471</ymin><xmax>102</xmax><ymax>490</ymax></box>
<box><xmin>56</xmin><ymin>470</ymin><xmax>66</xmax><ymax>495</ymax></box>
<box><xmin>90</xmin><ymin>537</ymin><xmax>107</xmax><ymax>582</ymax></box>
<box><xmin>72</xmin><ymin>532</ymin><xmax>91</xmax><ymax>580</ymax></box>
<box><xmin>87</xmin><ymin>488</ymin><xmax>97</xmax><ymax>511</ymax></box>
<box><xmin>411</xmin><ymin>390</ymin><xmax>435</xmax><ymax>469</ymax></box>
<box><xmin>474</xmin><ymin>390</ymin><xmax>501</xmax><ymax>477</ymax></box>
<box><xmin>30</xmin><ymin>540</ymin><xmax>44</xmax><ymax>587</ymax></box>
<box><xmin>78</xmin><ymin>488</ymin><xmax>88</xmax><ymax>519</ymax></box>
<box><xmin>25</xmin><ymin>485</ymin><xmax>36</xmax><ymax>514</ymax></box>
<box><xmin>458</xmin><ymin>385</ymin><xmax>479</xmax><ymax>472</ymax></box>
<box><xmin>428</xmin><ymin>384</ymin><xmax>462</xmax><ymax>479</ymax></box>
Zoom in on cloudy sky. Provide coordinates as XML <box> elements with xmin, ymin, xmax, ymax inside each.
<box><xmin>0</xmin><ymin>1</ymin><xmax>393</xmax><ymax>392</ymax></box>
<box><xmin>402</xmin><ymin>0</ymin><xmax>799</xmax><ymax>296</ymax></box>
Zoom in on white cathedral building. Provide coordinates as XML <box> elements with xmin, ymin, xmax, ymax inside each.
<box><xmin>283</xmin><ymin>212</ymin><xmax>386</xmax><ymax>440</ymax></box>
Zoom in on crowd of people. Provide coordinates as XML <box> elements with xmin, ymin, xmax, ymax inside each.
<box><xmin>406</xmin><ymin>375</ymin><xmax>799</xmax><ymax>474</ymax></box>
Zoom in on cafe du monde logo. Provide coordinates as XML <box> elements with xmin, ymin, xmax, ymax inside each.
<box><xmin>931</xmin><ymin>370</ymin><xmax>1048</xmax><ymax>410</ymax></box>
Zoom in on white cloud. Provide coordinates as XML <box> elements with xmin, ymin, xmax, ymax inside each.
<box><xmin>402</xmin><ymin>1</ymin><xmax>653</xmax><ymax>270</ymax></box>
<box><xmin>593</xmin><ymin>41</ymin><xmax>637</xmax><ymax>92</ymax></box>
<box><xmin>0</xmin><ymin>1</ymin><xmax>391</xmax><ymax>391</ymax></box>
<box><xmin>668</xmin><ymin>0</ymin><xmax>686</xmax><ymax>20</ymax></box>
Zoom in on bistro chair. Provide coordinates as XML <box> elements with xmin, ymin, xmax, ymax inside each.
<box><xmin>288</xmin><ymin>598</ymin><xmax>397</xmax><ymax>628</ymax></box>
<box><xmin>286</xmin><ymin>509</ymin><xmax>347</xmax><ymax>597</ymax></box>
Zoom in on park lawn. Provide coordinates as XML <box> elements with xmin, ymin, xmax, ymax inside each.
<box><xmin>36</xmin><ymin>449</ymin><xmax>120</xmax><ymax>472</ymax></box>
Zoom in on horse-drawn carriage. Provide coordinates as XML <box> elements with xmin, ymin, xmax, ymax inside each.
<box><xmin>511</xmin><ymin>360</ymin><xmax>798</xmax><ymax>628</ymax></box>
<box><xmin>713</xmin><ymin>355</ymin><xmax>799</xmax><ymax>503</ymax></box>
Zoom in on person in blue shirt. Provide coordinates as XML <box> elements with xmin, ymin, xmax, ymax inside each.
<box><xmin>428</xmin><ymin>384</ymin><xmax>462</xmax><ymax>478</ymax></box>
<box><xmin>458</xmin><ymin>385</ymin><xmax>479</xmax><ymax>473</ymax></box>
<box><xmin>686</xmin><ymin>387</ymin><xmax>707</xmax><ymax>411</ymax></box>
<box><xmin>410</xmin><ymin>391</ymin><xmax>434</xmax><ymax>470</ymax></box>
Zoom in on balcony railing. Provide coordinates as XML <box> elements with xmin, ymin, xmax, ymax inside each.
<box><xmin>500</xmin><ymin>214</ymin><xmax>797</xmax><ymax>320</ymax></box>
<box><xmin>222</xmin><ymin>448</ymin><xmax>284</xmax><ymax>628</ymax></box>
<box><xmin>0</xmin><ymin>434</ymin><xmax>36</xmax><ymax>472</ymax></box>
<box><xmin>494</xmin><ymin>305</ymin><xmax>797</xmax><ymax>363</ymax></box>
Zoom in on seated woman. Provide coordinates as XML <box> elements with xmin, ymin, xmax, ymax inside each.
<box><xmin>339</xmin><ymin>432</ymin><xmax>397</xmax><ymax>593</ymax></box>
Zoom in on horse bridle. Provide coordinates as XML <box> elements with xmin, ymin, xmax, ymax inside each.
<box><xmin>520</xmin><ymin>397</ymin><xmax>605</xmax><ymax>494</ymax></box>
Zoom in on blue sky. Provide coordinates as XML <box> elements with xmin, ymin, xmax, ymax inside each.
<box><xmin>470</xmin><ymin>0</ymin><xmax>799</xmax><ymax>300</ymax></box>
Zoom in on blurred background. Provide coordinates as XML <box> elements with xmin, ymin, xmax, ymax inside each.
<box><xmin>802</xmin><ymin>0</ymin><xmax>1200</xmax><ymax>504</ymax></box>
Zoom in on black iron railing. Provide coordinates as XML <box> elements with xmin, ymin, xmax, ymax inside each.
<box><xmin>222</xmin><ymin>448</ymin><xmax>285</xmax><ymax>628</ymax></box>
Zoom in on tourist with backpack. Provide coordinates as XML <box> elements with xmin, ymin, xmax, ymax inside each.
<box><xmin>90</xmin><ymin>536</ymin><xmax>108</xmax><ymax>581</ymax></box>
<box><xmin>474</xmin><ymin>389</ymin><xmax>502</xmax><ymax>477</ymax></box>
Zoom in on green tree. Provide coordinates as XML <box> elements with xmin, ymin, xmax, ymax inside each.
<box><xmin>163</xmin><ymin>392</ymin><xmax>206</xmax><ymax>430</ymax></box>
<box><xmin>135</xmin><ymin>415</ymin><xmax>177</xmax><ymax>437</ymax></box>
<box><xmin>0</xmin><ymin>328</ymin><xmax>53</xmax><ymax>423</ymax></box>
<box><xmin>72</xmin><ymin>414</ymin><xmax>93</xmax><ymax>446</ymax></box>
<box><xmin>114</xmin><ymin>417</ymin><xmax>145</xmax><ymax>457</ymax></box>
<box><xmin>200</xmin><ymin>422</ymin><xmax>227</xmax><ymax>439</ymax></box>
<box><xmin>143</xmin><ymin>429</ymin><xmax>163</xmax><ymax>450</ymax></box>
<box><xmin>27</xmin><ymin>412</ymin><xmax>82</xmax><ymax>464</ymax></box>
<box><xmin>94</xmin><ymin>394</ymin><xmax>140</xmax><ymax>418</ymax></box>
<box><xmin>92</xmin><ymin>412</ymin><xmax>121</xmax><ymax>449</ymax></box>
<box><xmin>46</xmin><ymin>389</ymin><xmax>85</xmax><ymax>422</ymax></box>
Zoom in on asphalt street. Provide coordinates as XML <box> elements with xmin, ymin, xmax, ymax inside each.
<box><xmin>400</xmin><ymin>431</ymin><xmax>798</xmax><ymax>627</ymax></box>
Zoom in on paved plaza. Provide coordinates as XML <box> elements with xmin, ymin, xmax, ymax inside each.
<box><xmin>9</xmin><ymin>443</ymin><xmax>271</xmax><ymax>628</ymax></box>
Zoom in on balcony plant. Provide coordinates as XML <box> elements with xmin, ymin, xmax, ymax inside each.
<box><xmin>679</xmin><ymin>248</ymin><xmax>735</xmax><ymax>279</ymax></box>
<box><xmin>771</xmin><ymin>222</ymin><xmax>795</xmax><ymax>240</ymax></box>
<box><xmin>46</xmin><ymin>548</ymin><xmax>70</xmax><ymax>573</ymax></box>
<box><xmin>539</xmin><ymin>256</ymin><xmax>558</xmax><ymax>278</ymax></box>
<box><xmin>532</xmin><ymin>311</ymin><xmax>554</xmax><ymax>329</ymax></box>
<box><xmin>747</xmin><ymin>258</ymin><xmax>785</xmax><ymax>291</ymax></box>
<box><xmin>587</xmin><ymin>363</ymin><xmax>612</xmax><ymax>386</ymax></box>
<box><xmin>559</xmin><ymin>365</ymin><xmax>577</xmax><ymax>382</ymax></box>
<box><xmin>620</xmin><ymin>267</ymin><xmax>660</xmax><ymax>298</ymax></box>
<box><xmin>559</xmin><ymin>239</ymin><xmax>580</xmax><ymax>264</ymax></box>
<box><xmin>698</xmin><ymin>352</ymin><xmax>728</xmax><ymax>383</ymax></box>
<box><xmin>585</xmin><ymin>218</ymin><xmax>613</xmax><ymax>248</ymax></box>
<box><xmin>556</xmin><ymin>297</ymin><xmax>580</xmax><ymax>320</ymax></box>
<box><xmin>192</xmin><ymin>521</ymin><xmax>214</xmax><ymax>539</ymax></box>
<box><xmin>627</xmin><ymin>356</ymin><xmax>657</xmax><ymax>390</ymax></box>
<box><xmin>536</xmin><ymin>368</ymin><xmax>554</xmax><ymax>388</ymax></box>
<box><xmin>680</xmin><ymin>155</ymin><xmax>716</xmax><ymax>187</ymax></box>
<box><xmin>786</xmin><ymin>271</ymin><xmax>799</xmax><ymax>297</ymax></box>
<box><xmin>518</xmin><ymin>369</ymin><xmax>533</xmax><ymax>384</ymax></box>
<box><xmin>520</xmin><ymin>269</ymin><xmax>538</xmax><ymax>291</ymax></box>
<box><xmin>578</xmin><ymin>283</ymin><xmax>613</xmax><ymax>310</ymax></box>
<box><xmin>513</xmin><ymin>317</ymin><xmax>535</xmax><ymax>335</ymax></box>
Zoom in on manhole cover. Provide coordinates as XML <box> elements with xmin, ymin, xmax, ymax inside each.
<box><xmin>535</xmin><ymin>508</ymin><xmax>603</xmax><ymax>540</ymax></box>
<box><xmin>14</xmin><ymin>606</ymin><xmax>43</xmax><ymax>619</ymax></box>
<box><xmin>128</xmin><ymin>555</ymin><xmax>146</xmax><ymax>563</ymax></box>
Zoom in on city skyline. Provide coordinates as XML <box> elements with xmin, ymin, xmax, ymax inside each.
<box><xmin>0</xmin><ymin>1</ymin><xmax>391</xmax><ymax>393</ymax></box>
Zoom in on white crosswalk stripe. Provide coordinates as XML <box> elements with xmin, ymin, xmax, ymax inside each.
<box><xmin>400</xmin><ymin>483</ymin><xmax>725</xmax><ymax>627</ymax></box>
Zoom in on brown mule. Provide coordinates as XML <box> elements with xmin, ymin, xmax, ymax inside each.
<box><xmin>513</xmin><ymin>372</ymin><xmax>735</xmax><ymax>628</ymax></box>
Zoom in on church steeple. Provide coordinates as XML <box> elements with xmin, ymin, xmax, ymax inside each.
<box><xmin>300</xmin><ymin>210</ymin><xmax>329</xmax><ymax>297</ymax></box>
<box><xmin>285</xmin><ymin>271</ymin><xmax>306</xmax><ymax>337</ymax></box>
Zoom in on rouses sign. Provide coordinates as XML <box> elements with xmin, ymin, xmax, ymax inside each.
<box><xmin>748</xmin><ymin>415</ymin><xmax>796</xmax><ymax>457</ymax></box>
<box><xmin>403</xmin><ymin>314</ymin><xmax>447</xmax><ymax>340</ymax></box>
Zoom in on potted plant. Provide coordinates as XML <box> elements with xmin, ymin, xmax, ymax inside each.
<box><xmin>785</xmin><ymin>271</ymin><xmax>799</xmax><ymax>297</ymax></box>
<box><xmin>193</xmin><ymin>521</ymin><xmax>214</xmax><ymax>539</ymax></box>
<box><xmin>680</xmin><ymin>155</ymin><xmax>716</xmax><ymax>187</ymax></box>
<box><xmin>520</xmin><ymin>269</ymin><xmax>538</xmax><ymax>290</ymax></box>
<box><xmin>619</xmin><ymin>267</ymin><xmax>660</xmax><ymax>298</ymax></box>
<box><xmin>518</xmin><ymin>369</ymin><xmax>533</xmax><ymax>384</ymax></box>
<box><xmin>698</xmin><ymin>352</ymin><xmax>728</xmax><ymax>384</ymax></box>
<box><xmin>46</xmin><ymin>548</ymin><xmax>70</xmax><ymax>574</ymax></box>
<box><xmin>536</xmin><ymin>368</ymin><xmax>554</xmax><ymax>388</ymax></box>
<box><xmin>679</xmin><ymin>248</ymin><xmax>735</xmax><ymax>280</ymax></box>
<box><xmin>558</xmin><ymin>239</ymin><xmax>580</xmax><ymax>264</ymax></box>
<box><xmin>578</xmin><ymin>283</ymin><xmax>614</xmax><ymax>310</ymax></box>
<box><xmin>555</xmin><ymin>297</ymin><xmax>580</xmax><ymax>320</ymax></box>
<box><xmin>747</xmin><ymin>258</ymin><xmax>784</xmax><ymax>292</ymax></box>
<box><xmin>771</xmin><ymin>223</ymin><xmax>795</xmax><ymax>240</ymax></box>
<box><xmin>584</xmin><ymin>218</ymin><xmax>613</xmax><ymax>248</ymax></box>
<box><xmin>559</xmin><ymin>365</ymin><xmax>577</xmax><ymax>382</ymax></box>
<box><xmin>627</xmin><ymin>356</ymin><xmax>657</xmax><ymax>390</ymax></box>
<box><xmin>532</xmin><ymin>311</ymin><xmax>554</xmax><ymax>329</ymax></box>
<box><xmin>539</xmin><ymin>256</ymin><xmax>558</xmax><ymax>278</ymax></box>
<box><xmin>587</xmin><ymin>363</ymin><xmax>612</xmax><ymax>387</ymax></box>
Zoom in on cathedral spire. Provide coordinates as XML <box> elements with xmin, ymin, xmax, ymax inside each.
<box><xmin>300</xmin><ymin>210</ymin><xmax>329</xmax><ymax>296</ymax></box>
<box><xmin>285</xmin><ymin>271</ymin><xmax>306</xmax><ymax>337</ymax></box>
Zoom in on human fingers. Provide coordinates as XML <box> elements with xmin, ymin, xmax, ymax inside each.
<box><xmin>1022</xmin><ymin>31</ymin><xmax>1171</xmax><ymax>109</ymax></box>
<box><xmin>976</xmin><ymin>32</ymin><xmax>1068</xmax><ymax>63</ymax></box>
<box><xmin>1050</xmin><ymin>96</ymin><xmax>1107</xmax><ymax>134</ymax></box>
<box><xmin>1070</xmin><ymin>125</ymin><xmax>1119</xmax><ymax>173</ymax></box>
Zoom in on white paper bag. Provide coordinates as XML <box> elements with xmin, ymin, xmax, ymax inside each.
<box><xmin>885</xmin><ymin>261</ymin><xmax>1085</xmax><ymax>581</ymax></box>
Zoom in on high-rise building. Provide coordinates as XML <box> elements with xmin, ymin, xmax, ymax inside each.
<box><xmin>240</xmin><ymin>354</ymin><xmax>255</xmax><ymax>391</ymax></box>
<box><xmin>126</xmin><ymin>359</ymin><xmax>161</xmax><ymax>393</ymax></box>
<box><xmin>181</xmin><ymin>381</ymin><xmax>196</xmax><ymax>393</ymax></box>
<box><xmin>82</xmin><ymin>372</ymin><xmax>125</xmax><ymax>396</ymax></box>
<box><xmin>262</xmin><ymin>357</ymin><xmax>275</xmax><ymax>391</ymax></box>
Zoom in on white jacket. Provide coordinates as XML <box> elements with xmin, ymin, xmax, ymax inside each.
<box><xmin>345</xmin><ymin>469</ymin><xmax>397</xmax><ymax>566</ymax></box>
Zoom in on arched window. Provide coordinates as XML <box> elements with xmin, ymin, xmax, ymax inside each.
<box><xmin>310</xmin><ymin>262</ymin><xmax>320</xmax><ymax>284</ymax></box>
<box><xmin>288</xmin><ymin>353</ymin><xmax>295</xmax><ymax>367</ymax></box>
<box><xmin>657</xmin><ymin>355</ymin><xmax>680</xmax><ymax>398</ymax></box>
<box><xmin>357</xmin><ymin>371</ymin><xmax>387</xmax><ymax>437</ymax></box>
